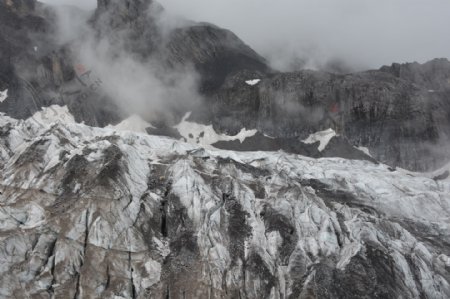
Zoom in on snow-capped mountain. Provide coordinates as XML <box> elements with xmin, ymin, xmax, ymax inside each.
<box><xmin>1</xmin><ymin>0</ymin><xmax>450</xmax><ymax>298</ymax></box>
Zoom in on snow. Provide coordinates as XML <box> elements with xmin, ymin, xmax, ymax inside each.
<box><xmin>245</xmin><ymin>79</ymin><xmax>261</xmax><ymax>86</ymax></box>
<box><xmin>425</xmin><ymin>161</ymin><xmax>450</xmax><ymax>181</ymax></box>
<box><xmin>142</xmin><ymin>260</ymin><xmax>162</xmax><ymax>288</ymax></box>
<box><xmin>0</xmin><ymin>203</ymin><xmax>45</xmax><ymax>230</ymax></box>
<box><xmin>357</xmin><ymin>146</ymin><xmax>372</xmax><ymax>157</ymax></box>
<box><xmin>174</xmin><ymin>112</ymin><xmax>257</xmax><ymax>146</ymax></box>
<box><xmin>337</xmin><ymin>242</ymin><xmax>362</xmax><ymax>269</ymax></box>
<box><xmin>29</xmin><ymin>105</ymin><xmax>76</xmax><ymax>125</ymax></box>
<box><xmin>153</xmin><ymin>237</ymin><xmax>171</xmax><ymax>258</ymax></box>
<box><xmin>439</xmin><ymin>254</ymin><xmax>450</xmax><ymax>267</ymax></box>
<box><xmin>107</xmin><ymin>114</ymin><xmax>153</xmax><ymax>134</ymax></box>
<box><xmin>266</xmin><ymin>231</ymin><xmax>282</xmax><ymax>257</ymax></box>
<box><xmin>20</xmin><ymin>204</ymin><xmax>46</xmax><ymax>229</ymax></box>
<box><xmin>0</xmin><ymin>89</ymin><xmax>8</xmax><ymax>103</ymax></box>
<box><xmin>302</xmin><ymin>128</ymin><xmax>337</xmax><ymax>151</ymax></box>
<box><xmin>0</xmin><ymin>112</ymin><xmax>450</xmax><ymax>297</ymax></box>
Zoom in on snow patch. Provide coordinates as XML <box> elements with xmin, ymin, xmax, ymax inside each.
<box><xmin>439</xmin><ymin>254</ymin><xmax>450</xmax><ymax>267</ymax></box>
<box><xmin>20</xmin><ymin>204</ymin><xmax>46</xmax><ymax>229</ymax></box>
<box><xmin>142</xmin><ymin>260</ymin><xmax>162</xmax><ymax>288</ymax></box>
<box><xmin>0</xmin><ymin>89</ymin><xmax>8</xmax><ymax>103</ymax></box>
<box><xmin>174</xmin><ymin>112</ymin><xmax>257</xmax><ymax>146</ymax></box>
<box><xmin>29</xmin><ymin>105</ymin><xmax>76</xmax><ymax>125</ymax></box>
<box><xmin>245</xmin><ymin>79</ymin><xmax>261</xmax><ymax>86</ymax></box>
<box><xmin>153</xmin><ymin>237</ymin><xmax>170</xmax><ymax>258</ymax></box>
<box><xmin>303</xmin><ymin>128</ymin><xmax>337</xmax><ymax>151</ymax></box>
<box><xmin>107</xmin><ymin>115</ymin><xmax>153</xmax><ymax>134</ymax></box>
<box><xmin>426</xmin><ymin>161</ymin><xmax>450</xmax><ymax>181</ymax></box>
<box><xmin>337</xmin><ymin>242</ymin><xmax>362</xmax><ymax>269</ymax></box>
<box><xmin>357</xmin><ymin>146</ymin><xmax>372</xmax><ymax>157</ymax></box>
<box><xmin>266</xmin><ymin>231</ymin><xmax>282</xmax><ymax>257</ymax></box>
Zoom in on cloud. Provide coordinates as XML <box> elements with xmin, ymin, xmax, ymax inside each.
<box><xmin>46</xmin><ymin>1</ymin><xmax>202</xmax><ymax>125</ymax></box>
<box><xmin>157</xmin><ymin>0</ymin><xmax>450</xmax><ymax>71</ymax></box>
<box><xmin>40</xmin><ymin>0</ymin><xmax>95</xmax><ymax>10</ymax></box>
<box><xmin>40</xmin><ymin>0</ymin><xmax>450</xmax><ymax>71</ymax></box>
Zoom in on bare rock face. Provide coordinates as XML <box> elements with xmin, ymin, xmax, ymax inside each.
<box><xmin>0</xmin><ymin>0</ymin><xmax>268</xmax><ymax>124</ymax></box>
<box><xmin>0</xmin><ymin>0</ymin><xmax>450</xmax><ymax>174</ymax></box>
<box><xmin>380</xmin><ymin>58</ymin><xmax>450</xmax><ymax>91</ymax></box>
<box><xmin>0</xmin><ymin>0</ymin><xmax>129</xmax><ymax>128</ymax></box>
<box><xmin>206</xmin><ymin>63</ymin><xmax>450</xmax><ymax>171</ymax></box>
<box><xmin>93</xmin><ymin>0</ymin><xmax>268</xmax><ymax>92</ymax></box>
<box><xmin>162</xmin><ymin>24</ymin><xmax>269</xmax><ymax>93</ymax></box>
<box><xmin>94</xmin><ymin>0</ymin><xmax>160</xmax><ymax>53</ymax></box>
<box><xmin>0</xmin><ymin>0</ymin><xmax>35</xmax><ymax>15</ymax></box>
<box><xmin>0</xmin><ymin>115</ymin><xmax>450</xmax><ymax>298</ymax></box>
<box><xmin>97</xmin><ymin>0</ymin><xmax>151</xmax><ymax>12</ymax></box>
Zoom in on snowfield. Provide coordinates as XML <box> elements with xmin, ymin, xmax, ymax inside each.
<box><xmin>107</xmin><ymin>114</ymin><xmax>153</xmax><ymax>134</ymax></box>
<box><xmin>303</xmin><ymin>128</ymin><xmax>337</xmax><ymax>151</ymax></box>
<box><xmin>0</xmin><ymin>89</ymin><xmax>8</xmax><ymax>103</ymax></box>
<box><xmin>245</xmin><ymin>79</ymin><xmax>261</xmax><ymax>86</ymax></box>
<box><xmin>174</xmin><ymin>112</ymin><xmax>257</xmax><ymax>146</ymax></box>
<box><xmin>0</xmin><ymin>112</ymin><xmax>449</xmax><ymax>298</ymax></box>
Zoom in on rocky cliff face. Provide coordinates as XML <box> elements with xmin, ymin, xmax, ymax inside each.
<box><xmin>0</xmin><ymin>0</ymin><xmax>35</xmax><ymax>15</ymax></box>
<box><xmin>206</xmin><ymin>65</ymin><xmax>450</xmax><ymax>171</ymax></box>
<box><xmin>0</xmin><ymin>0</ymin><xmax>268</xmax><ymax>124</ymax></box>
<box><xmin>0</xmin><ymin>114</ymin><xmax>449</xmax><ymax>298</ymax></box>
<box><xmin>1</xmin><ymin>0</ymin><xmax>449</xmax><ymax>171</ymax></box>
<box><xmin>163</xmin><ymin>24</ymin><xmax>268</xmax><ymax>93</ymax></box>
<box><xmin>0</xmin><ymin>0</ymin><xmax>124</xmax><ymax>127</ymax></box>
<box><xmin>380</xmin><ymin>58</ymin><xmax>450</xmax><ymax>91</ymax></box>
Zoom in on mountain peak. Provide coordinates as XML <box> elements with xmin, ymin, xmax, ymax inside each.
<box><xmin>93</xmin><ymin>0</ymin><xmax>157</xmax><ymax>34</ymax></box>
<box><xmin>96</xmin><ymin>0</ymin><xmax>153</xmax><ymax>15</ymax></box>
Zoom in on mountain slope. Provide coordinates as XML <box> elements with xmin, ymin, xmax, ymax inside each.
<box><xmin>0</xmin><ymin>114</ymin><xmax>449</xmax><ymax>298</ymax></box>
<box><xmin>206</xmin><ymin>66</ymin><xmax>450</xmax><ymax>171</ymax></box>
<box><xmin>1</xmin><ymin>0</ymin><xmax>450</xmax><ymax>171</ymax></box>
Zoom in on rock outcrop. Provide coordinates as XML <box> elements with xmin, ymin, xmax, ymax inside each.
<box><xmin>206</xmin><ymin>64</ymin><xmax>450</xmax><ymax>171</ymax></box>
<box><xmin>0</xmin><ymin>0</ymin><xmax>449</xmax><ymax>172</ymax></box>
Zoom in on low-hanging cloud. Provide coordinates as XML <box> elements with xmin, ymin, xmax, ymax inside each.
<box><xmin>41</xmin><ymin>0</ymin><xmax>450</xmax><ymax>71</ymax></box>
<box><xmin>40</xmin><ymin>0</ymin><xmax>95</xmax><ymax>10</ymax></box>
<box><xmin>46</xmin><ymin>1</ymin><xmax>202</xmax><ymax>125</ymax></box>
<box><xmin>159</xmin><ymin>0</ymin><xmax>450</xmax><ymax>72</ymax></box>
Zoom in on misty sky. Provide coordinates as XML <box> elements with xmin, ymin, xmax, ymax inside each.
<box><xmin>41</xmin><ymin>0</ymin><xmax>450</xmax><ymax>70</ymax></box>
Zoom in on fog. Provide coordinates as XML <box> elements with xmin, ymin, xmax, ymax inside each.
<box><xmin>41</xmin><ymin>0</ymin><xmax>450</xmax><ymax>71</ymax></box>
<box><xmin>159</xmin><ymin>0</ymin><xmax>450</xmax><ymax>71</ymax></box>
<box><xmin>45</xmin><ymin>0</ymin><xmax>202</xmax><ymax>124</ymax></box>
<box><xmin>40</xmin><ymin>0</ymin><xmax>94</xmax><ymax>9</ymax></box>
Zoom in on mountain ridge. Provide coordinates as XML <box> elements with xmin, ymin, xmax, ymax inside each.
<box><xmin>1</xmin><ymin>0</ymin><xmax>449</xmax><ymax>171</ymax></box>
<box><xmin>1</xmin><ymin>1</ymin><xmax>450</xmax><ymax>298</ymax></box>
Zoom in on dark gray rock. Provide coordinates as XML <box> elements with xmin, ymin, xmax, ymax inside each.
<box><xmin>0</xmin><ymin>1</ymin><xmax>124</xmax><ymax>126</ymax></box>
<box><xmin>1</xmin><ymin>0</ymin><xmax>450</xmax><ymax>173</ymax></box>
<box><xmin>208</xmin><ymin>66</ymin><xmax>450</xmax><ymax>171</ymax></box>
<box><xmin>162</xmin><ymin>24</ymin><xmax>269</xmax><ymax>93</ymax></box>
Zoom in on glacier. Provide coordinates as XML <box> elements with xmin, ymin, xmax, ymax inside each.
<box><xmin>0</xmin><ymin>113</ymin><xmax>449</xmax><ymax>298</ymax></box>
